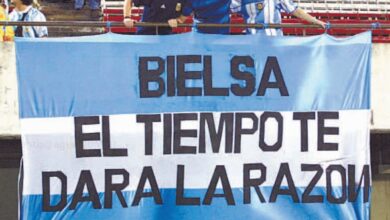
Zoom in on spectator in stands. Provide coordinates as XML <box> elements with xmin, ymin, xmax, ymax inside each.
<box><xmin>123</xmin><ymin>0</ymin><xmax>186</xmax><ymax>35</ymax></box>
<box><xmin>1</xmin><ymin>1</ymin><xmax>14</xmax><ymax>41</ymax></box>
<box><xmin>8</xmin><ymin>0</ymin><xmax>48</xmax><ymax>37</ymax></box>
<box><xmin>169</xmin><ymin>0</ymin><xmax>231</xmax><ymax>34</ymax></box>
<box><xmin>231</xmin><ymin>0</ymin><xmax>326</xmax><ymax>36</ymax></box>
<box><xmin>1</xmin><ymin>0</ymin><xmax>8</xmax><ymax>12</ymax></box>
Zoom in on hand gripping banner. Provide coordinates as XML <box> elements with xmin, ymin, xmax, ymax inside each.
<box><xmin>16</xmin><ymin>32</ymin><xmax>371</xmax><ymax>220</ymax></box>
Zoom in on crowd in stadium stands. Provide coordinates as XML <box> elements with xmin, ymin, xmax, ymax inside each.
<box><xmin>1</xmin><ymin>0</ymin><xmax>47</xmax><ymax>39</ymax></box>
<box><xmin>123</xmin><ymin>0</ymin><xmax>325</xmax><ymax>35</ymax></box>
<box><xmin>1</xmin><ymin>0</ymin><xmax>327</xmax><ymax>40</ymax></box>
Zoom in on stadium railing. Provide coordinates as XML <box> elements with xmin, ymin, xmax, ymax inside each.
<box><xmin>101</xmin><ymin>7</ymin><xmax>390</xmax><ymax>43</ymax></box>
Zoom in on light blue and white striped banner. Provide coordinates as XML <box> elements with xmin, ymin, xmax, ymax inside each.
<box><xmin>16</xmin><ymin>31</ymin><xmax>371</xmax><ymax>220</ymax></box>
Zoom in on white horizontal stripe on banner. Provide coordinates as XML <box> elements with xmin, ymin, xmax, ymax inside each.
<box><xmin>20</xmin><ymin>110</ymin><xmax>370</xmax><ymax>195</ymax></box>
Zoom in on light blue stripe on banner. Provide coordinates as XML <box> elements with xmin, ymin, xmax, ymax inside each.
<box><xmin>21</xmin><ymin>187</ymin><xmax>370</xmax><ymax>220</ymax></box>
<box><xmin>16</xmin><ymin>32</ymin><xmax>371</xmax><ymax>118</ymax></box>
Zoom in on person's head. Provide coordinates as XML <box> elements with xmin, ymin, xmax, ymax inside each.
<box><xmin>11</xmin><ymin>0</ymin><xmax>32</xmax><ymax>7</ymax></box>
<box><xmin>1</xmin><ymin>0</ymin><xmax>7</xmax><ymax>9</ymax></box>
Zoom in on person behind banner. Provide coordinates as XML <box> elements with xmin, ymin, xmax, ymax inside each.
<box><xmin>168</xmin><ymin>0</ymin><xmax>231</xmax><ymax>34</ymax></box>
<box><xmin>8</xmin><ymin>0</ymin><xmax>48</xmax><ymax>38</ymax></box>
<box><xmin>231</xmin><ymin>0</ymin><xmax>325</xmax><ymax>36</ymax></box>
<box><xmin>123</xmin><ymin>0</ymin><xmax>186</xmax><ymax>35</ymax></box>
<box><xmin>1</xmin><ymin>1</ymin><xmax>14</xmax><ymax>41</ymax></box>
<box><xmin>1</xmin><ymin>0</ymin><xmax>8</xmax><ymax>11</ymax></box>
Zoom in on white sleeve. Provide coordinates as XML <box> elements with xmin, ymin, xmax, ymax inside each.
<box><xmin>8</xmin><ymin>11</ymin><xmax>18</xmax><ymax>21</ymax></box>
<box><xmin>32</xmin><ymin>11</ymin><xmax>48</xmax><ymax>37</ymax></box>
<box><xmin>230</xmin><ymin>0</ymin><xmax>242</xmax><ymax>13</ymax></box>
<box><xmin>279</xmin><ymin>0</ymin><xmax>298</xmax><ymax>14</ymax></box>
<box><xmin>8</xmin><ymin>11</ymin><xmax>18</xmax><ymax>31</ymax></box>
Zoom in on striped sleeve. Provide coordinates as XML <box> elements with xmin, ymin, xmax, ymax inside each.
<box><xmin>279</xmin><ymin>0</ymin><xmax>298</xmax><ymax>14</ymax></box>
<box><xmin>31</xmin><ymin>10</ymin><xmax>48</xmax><ymax>37</ymax></box>
<box><xmin>8</xmin><ymin>10</ymin><xmax>18</xmax><ymax>22</ymax></box>
<box><xmin>230</xmin><ymin>0</ymin><xmax>242</xmax><ymax>13</ymax></box>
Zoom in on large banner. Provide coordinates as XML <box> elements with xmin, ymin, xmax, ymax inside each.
<box><xmin>16</xmin><ymin>32</ymin><xmax>371</xmax><ymax>220</ymax></box>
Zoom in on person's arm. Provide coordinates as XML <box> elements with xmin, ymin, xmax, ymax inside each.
<box><xmin>168</xmin><ymin>15</ymin><xmax>187</xmax><ymax>28</ymax></box>
<box><xmin>168</xmin><ymin>2</ymin><xmax>193</xmax><ymax>28</ymax></box>
<box><xmin>32</xmin><ymin>11</ymin><xmax>48</xmax><ymax>37</ymax></box>
<box><xmin>123</xmin><ymin>0</ymin><xmax>134</xmax><ymax>28</ymax></box>
<box><xmin>292</xmin><ymin>8</ymin><xmax>326</xmax><ymax>29</ymax></box>
<box><xmin>230</xmin><ymin>0</ymin><xmax>242</xmax><ymax>13</ymax></box>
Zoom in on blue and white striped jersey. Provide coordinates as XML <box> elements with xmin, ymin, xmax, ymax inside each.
<box><xmin>231</xmin><ymin>0</ymin><xmax>297</xmax><ymax>36</ymax></box>
<box><xmin>9</xmin><ymin>6</ymin><xmax>48</xmax><ymax>38</ymax></box>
